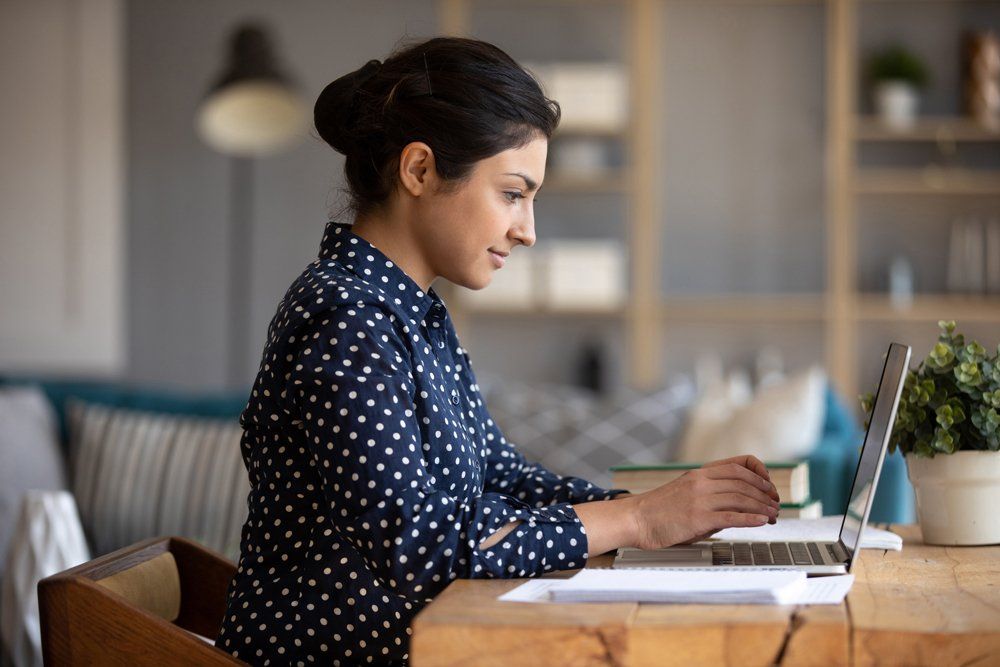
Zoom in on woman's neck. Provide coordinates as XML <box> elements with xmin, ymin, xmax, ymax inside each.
<box><xmin>350</xmin><ymin>213</ymin><xmax>435</xmax><ymax>293</ymax></box>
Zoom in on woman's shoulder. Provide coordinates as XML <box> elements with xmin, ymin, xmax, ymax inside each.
<box><xmin>271</xmin><ymin>259</ymin><xmax>418</xmax><ymax>345</ymax></box>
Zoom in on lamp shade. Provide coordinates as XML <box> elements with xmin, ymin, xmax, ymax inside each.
<box><xmin>196</xmin><ymin>23</ymin><xmax>307</xmax><ymax>157</ymax></box>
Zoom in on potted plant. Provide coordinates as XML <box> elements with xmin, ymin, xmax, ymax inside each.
<box><xmin>867</xmin><ymin>45</ymin><xmax>931</xmax><ymax>130</ymax></box>
<box><xmin>862</xmin><ymin>321</ymin><xmax>1000</xmax><ymax>544</ymax></box>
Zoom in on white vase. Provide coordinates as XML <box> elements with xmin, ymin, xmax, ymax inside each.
<box><xmin>906</xmin><ymin>450</ymin><xmax>1000</xmax><ymax>545</ymax></box>
<box><xmin>874</xmin><ymin>81</ymin><xmax>919</xmax><ymax>130</ymax></box>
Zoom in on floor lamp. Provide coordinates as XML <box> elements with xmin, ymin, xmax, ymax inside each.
<box><xmin>195</xmin><ymin>23</ymin><xmax>307</xmax><ymax>389</ymax></box>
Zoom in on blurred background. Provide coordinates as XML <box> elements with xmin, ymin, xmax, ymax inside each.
<box><xmin>1</xmin><ymin>1</ymin><xmax>999</xmax><ymax>663</ymax></box>
<box><xmin>0</xmin><ymin>0</ymin><xmax>1000</xmax><ymax>397</ymax></box>
<box><xmin>3</xmin><ymin>0</ymin><xmax>999</xmax><ymax>396</ymax></box>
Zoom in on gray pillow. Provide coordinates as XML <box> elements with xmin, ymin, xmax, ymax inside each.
<box><xmin>480</xmin><ymin>374</ymin><xmax>697</xmax><ymax>489</ymax></box>
<box><xmin>0</xmin><ymin>386</ymin><xmax>67</xmax><ymax>581</ymax></box>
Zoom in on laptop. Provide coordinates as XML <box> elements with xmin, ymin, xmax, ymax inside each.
<box><xmin>612</xmin><ymin>342</ymin><xmax>911</xmax><ymax>576</ymax></box>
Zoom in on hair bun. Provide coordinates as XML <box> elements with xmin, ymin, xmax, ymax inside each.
<box><xmin>314</xmin><ymin>59</ymin><xmax>382</xmax><ymax>155</ymax></box>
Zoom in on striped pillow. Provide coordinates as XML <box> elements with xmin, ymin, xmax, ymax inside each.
<box><xmin>66</xmin><ymin>399</ymin><xmax>248</xmax><ymax>560</ymax></box>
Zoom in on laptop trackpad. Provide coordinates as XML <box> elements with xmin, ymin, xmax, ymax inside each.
<box><xmin>615</xmin><ymin>545</ymin><xmax>713</xmax><ymax>566</ymax></box>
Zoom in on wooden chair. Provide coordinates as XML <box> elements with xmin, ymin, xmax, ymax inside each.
<box><xmin>38</xmin><ymin>536</ymin><xmax>247</xmax><ymax>666</ymax></box>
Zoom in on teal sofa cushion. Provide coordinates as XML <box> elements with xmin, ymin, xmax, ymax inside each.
<box><xmin>0</xmin><ymin>375</ymin><xmax>247</xmax><ymax>449</ymax></box>
<box><xmin>808</xmin><ymin>384</ymin><xmax>915</xmax><ymax>524</ymax></box>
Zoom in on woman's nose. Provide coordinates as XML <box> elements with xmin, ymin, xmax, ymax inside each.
<box><xmin>511</xmin><ymin>212</ymin><xmax>536</xmax><ymax>248</ymax></box>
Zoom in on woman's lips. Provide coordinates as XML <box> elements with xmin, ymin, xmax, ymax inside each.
<box><xmin>489</xmin><ymin>250</ymin><xmax>506</xmax><ymax>268</ymax></box>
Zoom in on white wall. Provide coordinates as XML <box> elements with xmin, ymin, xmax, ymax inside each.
<box><xmin>0</xmin><ymin>0</ymin><xmax>124</xmax><ymax>376</ymax></box>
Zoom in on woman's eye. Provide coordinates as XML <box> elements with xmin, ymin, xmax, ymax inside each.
<box><xmin>503</xmin><ymin>191</ymin><xmax>524</xmax><ymax>204</ymax></box>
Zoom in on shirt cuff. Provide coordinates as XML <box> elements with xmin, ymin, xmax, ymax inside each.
<box><xmin>471</xmin><ymin>499</ymin><xmax>591</xmax><ymax>578</ymax></box>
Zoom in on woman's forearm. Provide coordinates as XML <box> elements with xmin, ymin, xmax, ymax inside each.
<box><xmin>572</xmin><ymin>493</ymin><xmax>638</xmax><ymax>558</ymax></box>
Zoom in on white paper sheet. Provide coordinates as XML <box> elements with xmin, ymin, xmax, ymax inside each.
<box><xmin>794</xmin><ymin>575</ymin><xmax>855</xmax><ymax>604</ymax></box>
<box><xmin>711</xmin><ymin>516</ymin><xmax>902</xmax><ymax>550</ymax></box>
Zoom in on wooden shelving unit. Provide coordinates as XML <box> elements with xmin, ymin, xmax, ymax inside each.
<box><xmin>439</xmin><ymin>0</ymin><xmax>1000</xmax><ymax>400</ymax></box>
<box><xmin>829</xmin><ymin>0</ymin><xmax>1000</xmax><ymax>397</ymax></box>
<box><xmin>856</xmin><ymin>295</ymin><xmax>1000</xmax><ymax>322</ymax></box>
<box><xmin>854</xmin><ymin>115</ymin><xmax>1000</xmax><ymax>142</ymax></box>
<box><xmin>854</xmin><ymin>168</ymin><xmax>1000</xmax><ymax>195</ymax></box>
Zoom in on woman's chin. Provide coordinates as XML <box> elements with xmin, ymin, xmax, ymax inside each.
<box><xmin>455</xmin><ymin>271</ymin><xmax>492</xmax><ymax>291</ymax></box>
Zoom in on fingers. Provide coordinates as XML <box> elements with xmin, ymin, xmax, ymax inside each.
<box><xmin>710</xmin><ymin>478</ymin><xmax>781</xmax><ymax>513</ymax></box>
<box><xmin>701</xmin><ymin>462</ymin><xmax>780</xmax><ymax>502</ymax></box>
<box><xmin>703</xmin><ymin>454</ymin><xmax>768</xmax><ymax>477</ymax></box>
<box><xmin>708</xmin><ymin>492</ymin><xmax>780</xmax><ymax>520</ymax></box>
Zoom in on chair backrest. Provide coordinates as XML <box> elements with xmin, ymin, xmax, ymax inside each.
<box><xmin>39</xmin><ymin>536</ymin><xmax>247</xmax><ymax>666</ymax></box>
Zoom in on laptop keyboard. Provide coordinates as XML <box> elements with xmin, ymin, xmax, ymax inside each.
<box><xmin>712</xmin><ymin>542</ymin><xmax>839</xmax><ymax>566</ymax></box>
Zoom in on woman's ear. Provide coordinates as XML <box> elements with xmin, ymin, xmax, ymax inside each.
<box><xmin>397</xmin><ymin>141</ymin><xmax>436</xmax><ymax>197</ymax></box>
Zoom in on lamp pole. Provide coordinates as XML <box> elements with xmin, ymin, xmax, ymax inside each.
<box><xmin>227</xmin><ymin>155</ymin><xmax>254</xmax><ymax>389</ymax></box>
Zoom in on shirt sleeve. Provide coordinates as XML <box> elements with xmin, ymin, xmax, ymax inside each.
<box><xmin>286</xmin><ymin>305</ymin><xmax>594</xmax><ymax>601</ymax></box>
<box><xmin>479</xmin><ymin>407</ymin><xmax>632</xmax><ymax>507</ymax></box>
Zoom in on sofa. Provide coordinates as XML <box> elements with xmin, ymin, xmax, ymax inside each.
<box><xmin>0</xmin><ymin>370</ymin><xmax>915</xmax><ymax>666</ymax></box>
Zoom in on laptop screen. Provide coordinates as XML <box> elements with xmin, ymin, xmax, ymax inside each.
<box><xmin>837</xmin><ymin>343</ymin><xmax>911</xmax><ymax>562</ymax></box>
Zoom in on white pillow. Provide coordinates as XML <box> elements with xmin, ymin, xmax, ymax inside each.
<box><xmin>677</xmin><ymin>366</ymin><xmax>826</xmax><ymax>463</ymax></box>
<box><xmin>0</xmin><ymin>386</ymin><xmax>67</xmax><ymax>578</ymax></box>
<box><xmin>1</xmin><ymin>490</ymin><xmax>89</xmax><ymax>667</ymax></box>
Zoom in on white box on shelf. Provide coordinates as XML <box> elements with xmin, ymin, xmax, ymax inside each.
<box><xmin>550</xmin><ymin>137</ymin><xmax>611</xmax><ymax>178</ymax></box>
<box><xmin>539</xmin><ymin>240</ymin><xmax>627</xmax><ymax>310</ymax></box>
<box><xmin>525</xmin><ymin>62</ymin><xmax>627</xmax><ymax>134</ymax></box>
<box><xmin>457</xmin><ymin>251</ymin><xmax>536</xmax><ymax>310</ymax></box>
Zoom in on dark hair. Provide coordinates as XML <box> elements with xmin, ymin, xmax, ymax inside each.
<box><xmin>314</xmin><ymin>36</ymin><xmax>561</xmax><ymax>218</ymax></box>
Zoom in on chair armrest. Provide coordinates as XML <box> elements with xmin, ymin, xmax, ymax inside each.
<box><xmin>38</xmin><ymin>537</ymin><xmax>244</xmax><ymax>666</ymax></box>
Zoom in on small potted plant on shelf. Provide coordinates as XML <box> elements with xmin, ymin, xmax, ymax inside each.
<box><xmin>867</xmin><ymin>44</ymin><xmax>931</xmax><ymax>130</ymax></box>
<box><xmin>862</xmin><ymin>321</ymin><xmax>1000</xmax><ymax>545</ymax></box>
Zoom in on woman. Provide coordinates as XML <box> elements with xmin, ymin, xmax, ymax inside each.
<box><xmin>215</xmin><ymin>36</ymin><xmax>781</xmax><ymax>666</ymax></box>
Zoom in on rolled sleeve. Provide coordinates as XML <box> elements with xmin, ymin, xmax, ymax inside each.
<box><xmin>288</xmin><ymin>306</ymin><xmax>592</xmax><ymax>601</ymax></box>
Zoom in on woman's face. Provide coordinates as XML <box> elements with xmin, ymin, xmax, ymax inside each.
<box><xmin>414</xmin><ymin>135</ymin><xmax>546</xmax><ymax>291</ymax></box>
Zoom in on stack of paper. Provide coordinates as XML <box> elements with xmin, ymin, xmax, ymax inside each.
<box><xmin>499</xmin><ymin>573</ymin><xmax>856</xmax><ymax>606</ymax></box>
<box><xmin>548</xmin><ymin>569</ymin><xmax>807</xmax><ymax>604</ymax></box>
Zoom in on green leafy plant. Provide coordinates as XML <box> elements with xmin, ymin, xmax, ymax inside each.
<box><xmin>861</xmin><ymin>321</ymin><xmax>1000</xmax><ymax>458</ymax></box>
<box><xmin>867</xmin><ymin>45</ymin><xmax>930</xmax><ymax>89</ymax></box>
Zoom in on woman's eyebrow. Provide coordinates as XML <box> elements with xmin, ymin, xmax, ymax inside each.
<box><xmin>503</xmin><ymin>172</ymin><xmax>539</xmax><ymax>192</ymax></box>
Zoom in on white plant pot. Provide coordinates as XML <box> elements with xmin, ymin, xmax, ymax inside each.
<box><xmin>874</xmin><ymin>81</ymin><xmax>919</xmax><ymax>131</ymax></box>
<box><xmin>906</xmin><ymin>450</ymin><xmax>1000</xmax><ymax>545</ymax></box>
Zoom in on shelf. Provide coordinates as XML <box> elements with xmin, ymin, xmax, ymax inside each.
<box><xmin>855</xmin><ymin>116</ymin><xmax>1000</xmax><ymax>143</ymax></box>
<box><xmin>854</xmin><ymin>168</ymin><xmax>1000</xmax><ymax>195</ymax></box>
<box><xmin>458</xmin><ymin>295</ymin><xmax>828</xmax><ymax>322</ymax></box>
<box><xmin>662</xmin><ymin>294</ymin><xmax>826</xmax><ymax>322</ymax></box>
<box><xmin>855</xmin><ymin>295</ymin><xmax>1000</xmax><ymax>323</ymax></box>
<box><xmin>459</xmin><ymin>303</ymin><xmax>626</xmax><ymax>319</ymax></box>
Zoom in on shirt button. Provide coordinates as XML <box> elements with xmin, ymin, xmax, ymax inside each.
<box><xmin>450</xmin><ymin>391</ymin><xmax>460</xmax><ymax>405</ymax></box>
<box><xmin>438</xmin><ymin>340</ymin><xmax>446</xmax><ymax>349</ymax></box>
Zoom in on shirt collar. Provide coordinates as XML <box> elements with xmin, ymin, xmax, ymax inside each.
<box><xmin>317</xmin><ymin>220</ymin><xmax>444</xmax><ymax>324</ymax></box>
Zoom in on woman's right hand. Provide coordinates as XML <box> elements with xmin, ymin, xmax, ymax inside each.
<box><xmin>627</xmin><ymin>456</ymin><xmax>781</xmax><ymax>550</ymax></box>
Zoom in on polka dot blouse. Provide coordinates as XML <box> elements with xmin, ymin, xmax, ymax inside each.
<box><xmin>216</xmin><ymin>221</ymin><xmax>630</xmax><ymax>666</ymax></box>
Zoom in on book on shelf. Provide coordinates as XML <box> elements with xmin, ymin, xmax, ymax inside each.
<box><xmin>775</xmin><ymin>498</ymin><xmax>822</xmax><ymax>519</ymax></box>
<box><xmin>610</xmin><ymin>460</ymin><xmax>811</xmax><ymax>505</ymax></box>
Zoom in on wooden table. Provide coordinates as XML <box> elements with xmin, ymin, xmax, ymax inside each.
<box><xmin>410</xmin><ymin>525</ymin><xmax>1000</xmax><ymax>666</ymax></box>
